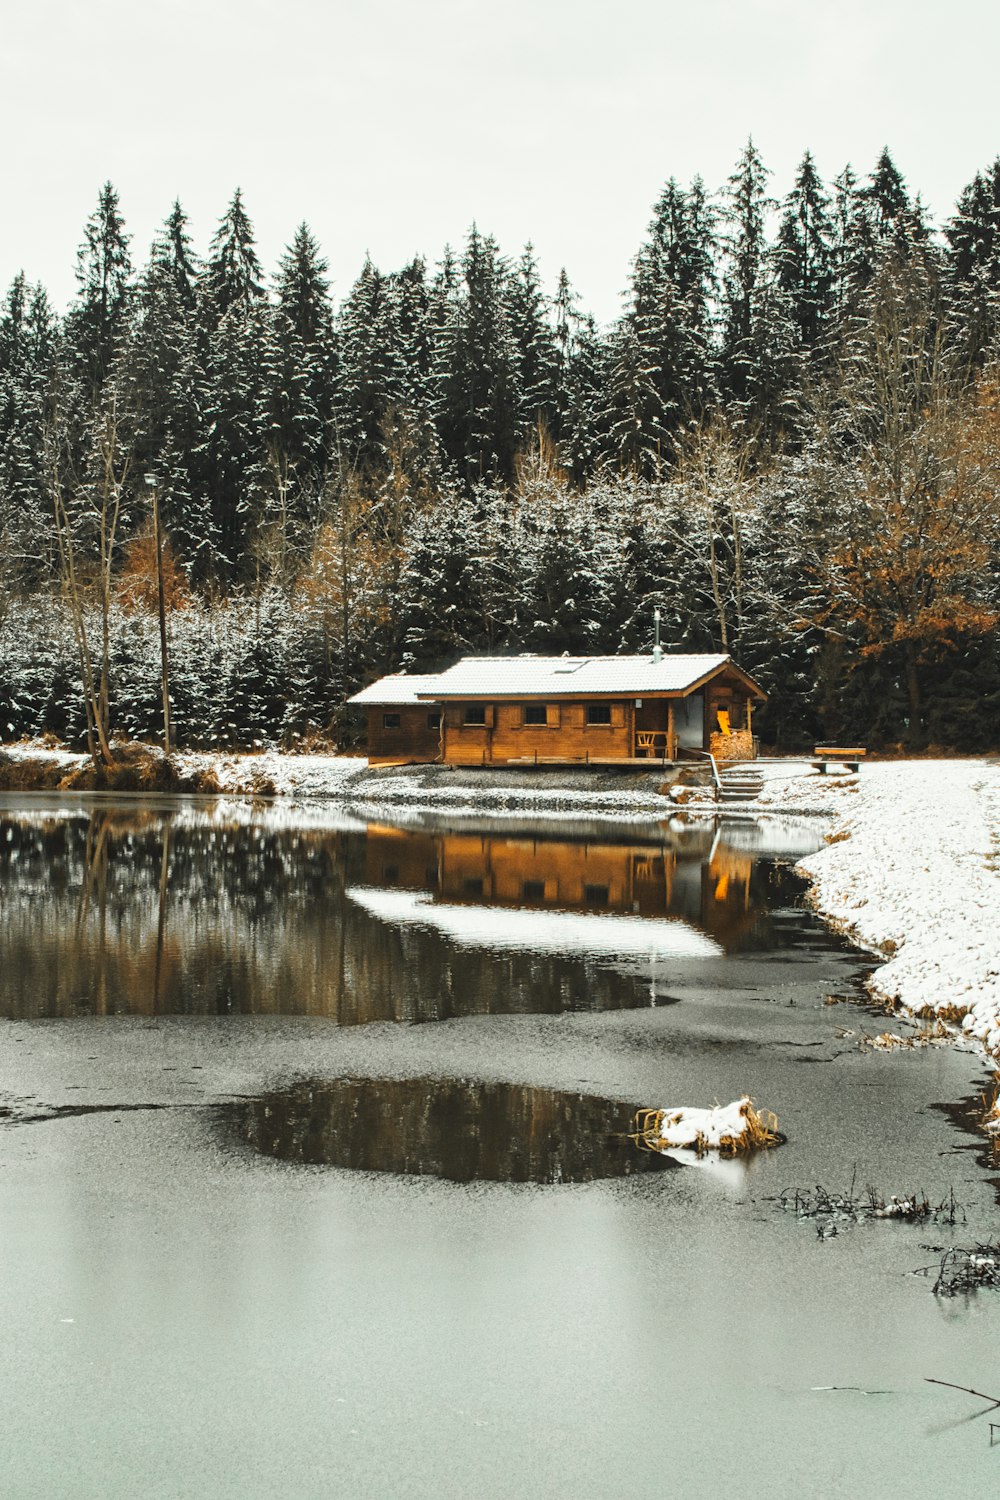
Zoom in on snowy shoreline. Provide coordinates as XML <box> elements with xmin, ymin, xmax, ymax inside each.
<box><xmin>3</xmin><ymin>742</ymin><xmax>999</xmax><ymax>1058</ymax></box>
<box><xmin>788</xmin><ymin>760</ymin><xmax>1000</xmax><ymax>1057</ymax></box>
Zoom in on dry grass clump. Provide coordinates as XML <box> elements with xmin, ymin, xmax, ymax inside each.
<box><xmin>855</xmin><ymin>1018</ymin><xmax>955</xmax><ymax>1051</ymax></box>
<box><xmin>823</xmin><ymin>827</ymin><xmax>852</xmax><ymax>845</ymax></box>
<box><xmin>0</xmin><ymin>740</ymin><xmax>271</xmax><ymax>798</ymax></box>
<box><xmin>54</xmin><ymin>742</ymin><xmax>181</xmax><ymax>792</ymax></box>
<box><xmin>283</xmin><ymin>730</ymin><xmax>338</xmax><ymax>755</ymax></box>
<box><xmin>927</xmin><ymin>1244</ymin><xmax>1000</xmax><ymax>1296</ymax></box>
<box><xmin>0</xmin><ymin>754</ymin><xmax>69</xmax><ymax>790</ymax></box>
<box><xmin>774</xmin><ymin>1178</ymin><xmax>963</xmax><ymax>1239</ymax></box>
<box><xmin>182</xmin><ymin>766</ymin><xmax>223</xmax><ymax>794</ymax></box>
<box><xmin>632</xmin><ymin>1099</ymin><xmax>780</xmax><ymax>1158</ymax></box>
<box><xmin>910</xmin><ymin>1000</ymin><xmax>971</xmax><ymax>1025</ymax></box>
<box><xmin>247</xmin><ymin>772</ymin><xmax>278</xmax><ymax>798</ymax></box>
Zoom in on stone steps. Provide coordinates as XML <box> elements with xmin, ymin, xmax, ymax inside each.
<box><xmin>717</xmin><ymin>764</ymin><xmax>764</xmax><ymax>805</ymax></box>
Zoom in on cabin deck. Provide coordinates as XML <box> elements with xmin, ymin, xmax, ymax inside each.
<box><xmin>494</xmin><ymin>755</ymin><xmax>683</xmax><ymax>769</ymax></box>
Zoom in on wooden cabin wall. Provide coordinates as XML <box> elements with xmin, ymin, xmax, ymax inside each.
<box><xmin>441</xmin><ymin>700</ymin><xmax>634</xmax><ymax>764</ymax></box>
<box><xmin>367</xmin><ymin>706</ymin><xmax>441</xmax><ymax>763</ymax></box>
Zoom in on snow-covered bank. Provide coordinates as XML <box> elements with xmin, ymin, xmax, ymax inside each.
<box><xmin>789</xmin><ymin>761</ymin><xmax>1000</xmax><ymax>1054</ymax></box>
<box><xmin>1</xmin><ymin>741</ymin><xmax>684</xmax><ymax>818</ymax></box>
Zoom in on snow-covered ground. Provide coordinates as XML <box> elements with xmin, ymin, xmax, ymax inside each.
<box><xmin>787</xmin><ymin>760</ymin><xmax>1000</xmax><ymax>1055</ymax></box>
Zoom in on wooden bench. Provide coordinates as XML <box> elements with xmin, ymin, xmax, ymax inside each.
<box><xmin>813</xmin><ymin>746</ymin><xmax>867</xmax><ymax>774</ymax></box>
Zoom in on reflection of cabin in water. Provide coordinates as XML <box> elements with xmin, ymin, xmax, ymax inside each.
<box><xmin>361</xmin><ymin>825</ymin><xmax>763</xmax><ymax>952</ymax></box>
<box><xmin>349</xmin><ymin>653</ymin><xmax>766</xmax><ymax>766</ymax></box>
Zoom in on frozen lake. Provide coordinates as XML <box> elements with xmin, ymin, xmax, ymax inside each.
<box><xmin>0</xmin><ymin>795</ymin><xmax>997</xmax><ymax>1498</ymax></box>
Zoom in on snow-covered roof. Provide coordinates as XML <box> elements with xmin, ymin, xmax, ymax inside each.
<box><xmin>348</xmin><ymin>654</ymin><xmax>765</xmax><ymax>705</ymax></box>
<box><xmin>422</xmin><ymin>653</ymin><xmax>757</xmax><ymax>699</ymax></box>
<box><xmin>346</xmin><ymin>674</ymin><xmax>444</xmax><ymax>706</ymax></box>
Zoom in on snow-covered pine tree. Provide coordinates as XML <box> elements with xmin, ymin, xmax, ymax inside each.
<box><xmin>508</xmin><ymin>244</ymin><xmax>558</xmax><ymax>449</ymax></box>
<box><xmin>432</xmin><ymin>226</ymin><xmax>522</xmax><ymax>486</ymax></box>
<box><xmin>115</xmin><ymin>202</ymin><xmax>209</xmax><ymax>575</ymax></box>
<box><xmin>0</xmin><ymin>275</ymin><xmax>55</xmax><ymax>587</ymax></box>
<box><xmin>195</xmin><ymin>191</ymin><xmax>268</xmax><ymax>577</ymax></box>
<box><xmin>605</xmin><ymin>176</ymin><xmax>718</xmax><ymax>473</ymax></box>
<box><xmin>272</xmin><ymin>222</ymin><xmax>336</xmax><ymax>472</ymax></box>
<box><xmin>719</xmin><ymin>138</ymin><xmax>774</xmax><ymax>411</ymax></box>
<box><xmin>65</xmin><ymin>182</ymin><xmax>133</xmax><ymax>400</ymax></box>
<box><xmin>256</xmin><ymin>223</ymin><xmax>337</xmax><ymax>583</ymax></box>
<box><xmin>944</xmin><ymin>158</ymin><xmax>1000</xmax><ymax>372</ymax></box>
<box><xmin>199</xmin><ymin>188</ymin><xmax>265</xmax><ymax>325</ymax></box>
<box><xmin>775</xmin><ymin>151</ymin><xmax>836</xmax><ymax>357</ymax></box>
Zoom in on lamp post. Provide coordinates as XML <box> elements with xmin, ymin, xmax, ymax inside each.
<box><xmin>145</xmin><ymin>473</ymin><xmax>172</xmax><ymax>756</ymax></box>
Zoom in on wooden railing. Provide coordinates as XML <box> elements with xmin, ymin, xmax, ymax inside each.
<box><xmin>678</xmin><ymin>746</ymin><xmax>723</xmax><ymax>797</ymax></box>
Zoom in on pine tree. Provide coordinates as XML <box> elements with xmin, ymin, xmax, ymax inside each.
<box><xmin>195</xmin><ymin>191</ymin><xmax>268</xmax><ymax>575</ymax></box>
<box><xmin>866</xmin><ymin>147</ymin><xmax>915</xmax><ymax>245</ymax></box>
<box><xmin>65</xmin><ymin>182</ymin><xmax>133</xmax><ymax>398</ymax></box>
<box><xmin>602</xmin><ymin>322</ymin><xmax>668</xmax><ymax>474</ymax></box>
<box><xmin>838</xmin><ymin>149</ymin><xmax>928</xmax><ymax>311</ymax></box>
<box><xmin>722</xmin><ymin>141</ymin><xmax>773</xmax><ymax>393</ymax></box>
<box><xmin>558</xmin><ymin>311</ymin><xmax>610</xmax><ymax>484</ymax></box>
<box><xmin>159</xmin><ymin>199</ymin><xmax>199</xmax><ymax>311</ymax></box>
<box><xmin>719</xmin><ymin>141</ymin><xmax>801</xmax><ymax>440</ymax></box>
<box><xmin>334</xmin><ymin>256</ymin><xmax>393</xmax><ymax>461</ymax></box>
<box><xmin>945</xmin><ymin>159</ymin><xmax>1000</xmax><ymax>370</ymax></box>
<box><xmin>775</xmin><ymin>151</ymin><xmax>835</xmax><ymax>355</ymax></box>
<box><xmin>115</xmin><ymin>202</ymin><xmax>207</xmax><ymax>571</ymax></box>
<box><xmin>0</xmin><ymin>275</ymin><xmax>55</xmax><ymax>584</ymax></box>
<box><xmin>199</xmin><ymin>188</ymin><xmax>265</xmax><ymax>325</ymax></box>
<box><xmin>258</xmin><ymin>222</ymin><xmax>337</xmax><ymax>567</ymax></box>
<box><xmin>720</xmin><ymin>139</ymin><xmax>774</xmax><ymax>408</ymax></box>
<box><xmin>432</xmin><ymin>226</ymin><xmax>521</xmax><ymax>485</ymax></box>
<box><xmin>508</xmin><ymin>244</ymin><xmax>557</xmax><ymax>440</ymax></box>
<box><xmin>607</xmin><ymin>176</ymin><xmax>718</xmax><ymax>472</ymax></box>
<box><xmin>201</xmin><ymin>300</ymin><xmax>268</xmax><ymax>575</ymax></box>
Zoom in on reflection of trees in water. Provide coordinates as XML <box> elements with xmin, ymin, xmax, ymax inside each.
<box><xmin>242</xmin><ymin>1077</ymin><xmax>672</xmax><ymax>1183</ymax></box>
<box><xmin>0</xmin><ymin>809</ymin><xmax>816</xmax><ymax>1023</ymax></box>
<box><xmin>0</xmin><ymin>812</ymin><xmax>648</xmax><ymax>1022</ymax></box>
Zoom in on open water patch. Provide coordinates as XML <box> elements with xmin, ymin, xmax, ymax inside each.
<box><xmin>237</xmin><ymin>1077</ymin><xmax>674</xmax><ymax>1184</ymax></box>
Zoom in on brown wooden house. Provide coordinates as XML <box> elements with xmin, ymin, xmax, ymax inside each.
<box><xmin>347</xmin><ymin>674</ymin><xmax>444</xmax><ymax>765</ymax></box>
<box><xmin>349</xmin><ymin>653</ymin><xmax>766</xmax><ymax>766</ymax></box>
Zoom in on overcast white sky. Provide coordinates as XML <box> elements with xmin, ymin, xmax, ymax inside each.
<box><xmin>3</xmin><ymin>0</ymin><xmax>998</xmax><ymax>326</ymax></box>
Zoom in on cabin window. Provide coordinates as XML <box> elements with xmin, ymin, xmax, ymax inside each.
<box><xmin>584</xmin><ymin>883</ymin><xmax>610</xmax><ymax>905</ymax></box>
<box><xmin>521</xmin><ymin>879</ymin><xmax>546</xmax><ymax>901</ymax></box>
<box><xmin>463</xmin><ymin>877</ymin><xmax>484</xmax><ymax>896</ymax></box>
<box><xmin>427</xmin><ymin>712</ymin><xmax>441</xmax><ymax>730</ymax></box>
<box><xmin>464</xmin><ymin>704</ymin><xmax>487</xmax><ymax>725</ymax></box>
<box><xmin>523</xmin><ymin>704</ymin><xmax>548</xmax><ymax>726</ymax></box>
<box><xmin>382</xmin><ymin>712</ymin><xmax>401</xmax><ymax>730</ymax></box>
<box><xmin>586</xmin><ymin>704</ymin><xmax>612</xmax><ymax>725</ymax></box>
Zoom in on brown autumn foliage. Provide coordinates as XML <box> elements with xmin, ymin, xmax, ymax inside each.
<box><xmin>116</xmin><ymin>524</ymin><xmax>191</xmax><ymax>613</ymax></box>
<box><xmin>812</xmin><ymin>344</ymin><xmax>1000</xmax><ymax>738</ymax></box>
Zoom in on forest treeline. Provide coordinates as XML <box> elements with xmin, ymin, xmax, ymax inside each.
<box><xmin>1</xmin><ymin>140</ymin><xmax>1000</xmax><ymax>753</ymax></box>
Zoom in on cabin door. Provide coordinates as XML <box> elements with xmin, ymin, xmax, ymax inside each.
<box><xmin>675</xmin><ymin>694</ymin><xmax>705</xmax><ymax>750</ymax></box>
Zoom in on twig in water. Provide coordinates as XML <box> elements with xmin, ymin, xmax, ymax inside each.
<box><xmin>925</xmin><ymin>1377</ymin><xmax>1000</xmax><ymax>1408</ymax></box>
